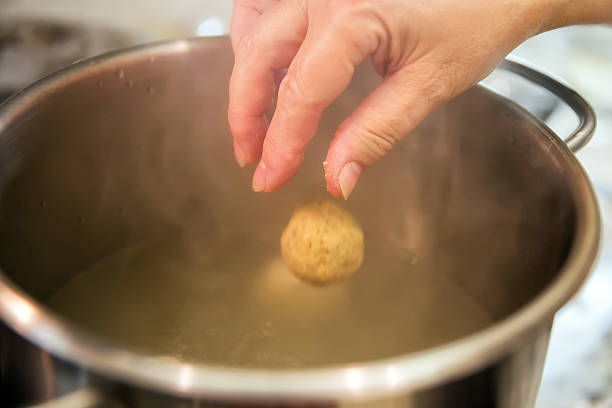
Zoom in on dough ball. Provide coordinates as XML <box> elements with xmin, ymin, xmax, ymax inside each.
<box><xmin>281</xmin><ymin>199</ymin><xmax>364</xmax><ymax>284</ymax></box>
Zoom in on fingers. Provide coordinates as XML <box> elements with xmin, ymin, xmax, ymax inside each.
<box><xmin>228</xmin><ymin>0</ymin><xmax>307</xmax><ymax>167</ymax></box>
<box><xmin>325</xmin><ymin>62</ymin><xmax>453</xmax><ymax>199</ymax></box>
<box><xmin>252</xmin><ymin>19</ymin><xmax>381</xmax><ymax>192</ymax></box>
<box><xmin>230</xmin><ymin>0</ymin><xmax>279</xmax><ymax>53</ymax></box>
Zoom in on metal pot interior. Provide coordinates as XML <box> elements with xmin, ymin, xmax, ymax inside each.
<box><xmin>0</xmin><ymin>38</ymin><xmax>577</xmax><ymax>369</ymax></box>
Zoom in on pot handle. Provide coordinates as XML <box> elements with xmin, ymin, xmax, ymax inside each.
<box><xmin>498</xmin><ymin>58</ymin><xmax>596</xmax><ymax>153</ymax></box>
<box><xmin>23</xmin><ymin>388</ymin><xmax>124</xmax><ymax>408</ymax></box>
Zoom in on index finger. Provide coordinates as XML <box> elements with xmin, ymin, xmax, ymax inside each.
<box><xmin>230</xmin><ymin>0</ymin><xmax>279</xmax><ymax>52</ymax></box>
<box><xmin>228</xmin><ymin>0</ymin><xmax>307</xmax><ymax>167</ymax></box>
<box><xmin>252</xmin><ymin>20</ymin><xmax>380</xmax><ymax>192</ymax></box>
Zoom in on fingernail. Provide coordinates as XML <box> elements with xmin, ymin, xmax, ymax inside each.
<box><xmin>338</xmin><ymin>162</ymin><xmax>362</xmax><ymax>200</ymax></box>
<box><xmin>252</xmin><ymin>161</ymin><xmax>267</xmax><ymax>192</ymax></box>
<box><xmin>234</xmin><ymin>142</ymin><xmax>248</xmax><ymax>168</ymax></box>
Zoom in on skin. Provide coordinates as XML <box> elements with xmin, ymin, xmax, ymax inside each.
<box><xmin>229</xmin><ymin>0</ymin><xmax>612</xmax><ymax>199</ymax></box>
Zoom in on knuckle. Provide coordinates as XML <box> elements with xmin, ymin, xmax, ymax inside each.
<box><xmin>266</xmin><ymin>128</ymin><xmax>299</xmax><ymax>156</ymax></box>
<box><xmin>265</xmin><ymin>133</ymin><xmax>288</xmax><ymax>156</ymax></box>
<box><xmin>431</xmin><ymin>72</ymin><xmax>456</xmax><ymax>102</ymax></box>
<box><xmin>327</xmin><ymin>0</ymin><xmax>368</xmax><ymax>10</ymax></box>
<box><xmin>278</xmin><ymin>74</ymin><xmax>303</xmax><ymax>101</ymax></box>
<box><xmin>342</xmin><ymin>119</ymin><xmax>400</xmax><ymax>163</ymax></box>
<box><xmin>227</xmin><ymin>106</ymin><xmax>246</xmax><ymax>128</ymax></box>
<box><xmin>323</xmin><ymin>1</ymin><xmax>380</xmax><ymax>44</ymax></box>
<box><xmin>236</xmin><ymin>31</ymin><xmax>262</xmax><ymax>59</ymax></box>
<box><xmin>227</xmin><ymin>103</ymin><xmax>261</xmax><ymax>122</ymax></box>
<box><xmin>323</xmin><ymin>1</ymin><xmax>351</xmax><ymax>21</ymax></box>
<box><xmin>416</xmin><ymin>64</ymin><xmax>457</xmax><ymax>103</ymax></box>
<box><xmin>278</xmin><ymin>74</ymin><xmax>321</xmax><ymax>113</ymax></box>
<box><xmin>396</xmin><ymin>61</ymin><xmax>457</xmax><ymax>105</ymax></box>
<box><xmin>265</xmin><ymin>136</ymin><xmax>304</xmax><ymax>167</ymax></box>
<box><xmin>362</xmin><ymin>133</ymin><xmax>395</xmax><ymax>162</ymax></box>
<box><xmin>365</xmin><ymin>126</ymin><xmax>399</xmax><ymax>156</ymax></box>
<box><xmin>239</xmin><ymin>0</ymin><xmax>267</xmax><ymax>13</ymax></box>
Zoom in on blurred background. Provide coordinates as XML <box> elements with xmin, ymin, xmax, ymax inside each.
<box><xmin>0</xmin><ymin>2</ymin><xmax>610</xmax><ymax>407</ymax></box>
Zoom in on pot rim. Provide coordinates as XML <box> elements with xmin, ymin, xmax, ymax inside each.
<box><xmin>0</xmin><ymin>37</ymin><xmax>601</xmax><ymax>401</ymax></box>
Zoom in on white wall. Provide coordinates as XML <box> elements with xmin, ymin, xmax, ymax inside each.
<box><xmin>0</xmin><ymin>0</ymin><xmax>233</xmax><ymax>41</ymax></box>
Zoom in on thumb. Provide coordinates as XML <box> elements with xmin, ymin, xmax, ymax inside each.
<box><xmin>325</xmin><ymin>64</ymin><xmax>453</xmax><ymax>199</ymax></box>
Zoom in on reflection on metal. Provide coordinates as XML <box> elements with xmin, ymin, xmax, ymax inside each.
<box><xmin>11</xmin><ymin>296</ymin><xmax>35</xmax><ymax>324</ymax></box>
<box><xmin>178</xmin><ymin>366</ymin><xmax>195</xmax><ymax>391</ymax></box>
<box><xmin>345</xmin><ymin>368</ymin><xmax>365</xmax><ymax>392</ymax></box>
<box><xmin>0</xmin><ymin>19</ymin><xmax>135</xmax><ymax>102</ymax></box>
<box><xmin>499</xmin><ymin>58</ymin><xmax>597</xmax><ymax>153</ymax></box>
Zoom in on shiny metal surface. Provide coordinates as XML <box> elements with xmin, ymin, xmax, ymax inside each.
<box><xmin>0</xmin><ymin>19</ymin><xmax>138</xmax><ymax>102</ymax></box>
<box><xmin>0</xmin><ymin>37</ymin><xmax>601</xmax><ymax>407</ymax></box>
<box><xmin>24</xmin><ymin>388</ymin><xmax>123</xmax><ymax>408</ymax></box>
<box><xmin>498</xmin><ymin>58</ymin><xmax>596</xmax><ymax>152</ymax></box>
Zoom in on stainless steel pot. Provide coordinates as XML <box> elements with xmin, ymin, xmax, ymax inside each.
<box><xmin>0</xmin><ymin>37</ymin><xmax>600</xmax><ymax>407</ymax></box>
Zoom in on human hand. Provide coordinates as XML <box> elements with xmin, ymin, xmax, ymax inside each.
<box><xmin>228</xmin><ymin>0</ymin><xmax>609</xmax><ymax>199</ymax></box>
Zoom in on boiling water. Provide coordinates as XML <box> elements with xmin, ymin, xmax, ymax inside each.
<box><xmin>48</xmin><ymin>233</ymin><xmax>493</xmax><ymax>368</ymax></box>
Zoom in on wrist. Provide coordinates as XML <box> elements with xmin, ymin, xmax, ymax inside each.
<box><xmin>534</xmin><ymin>0</ymin><xmax>612</xmax><ymax>33</ymax></box>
